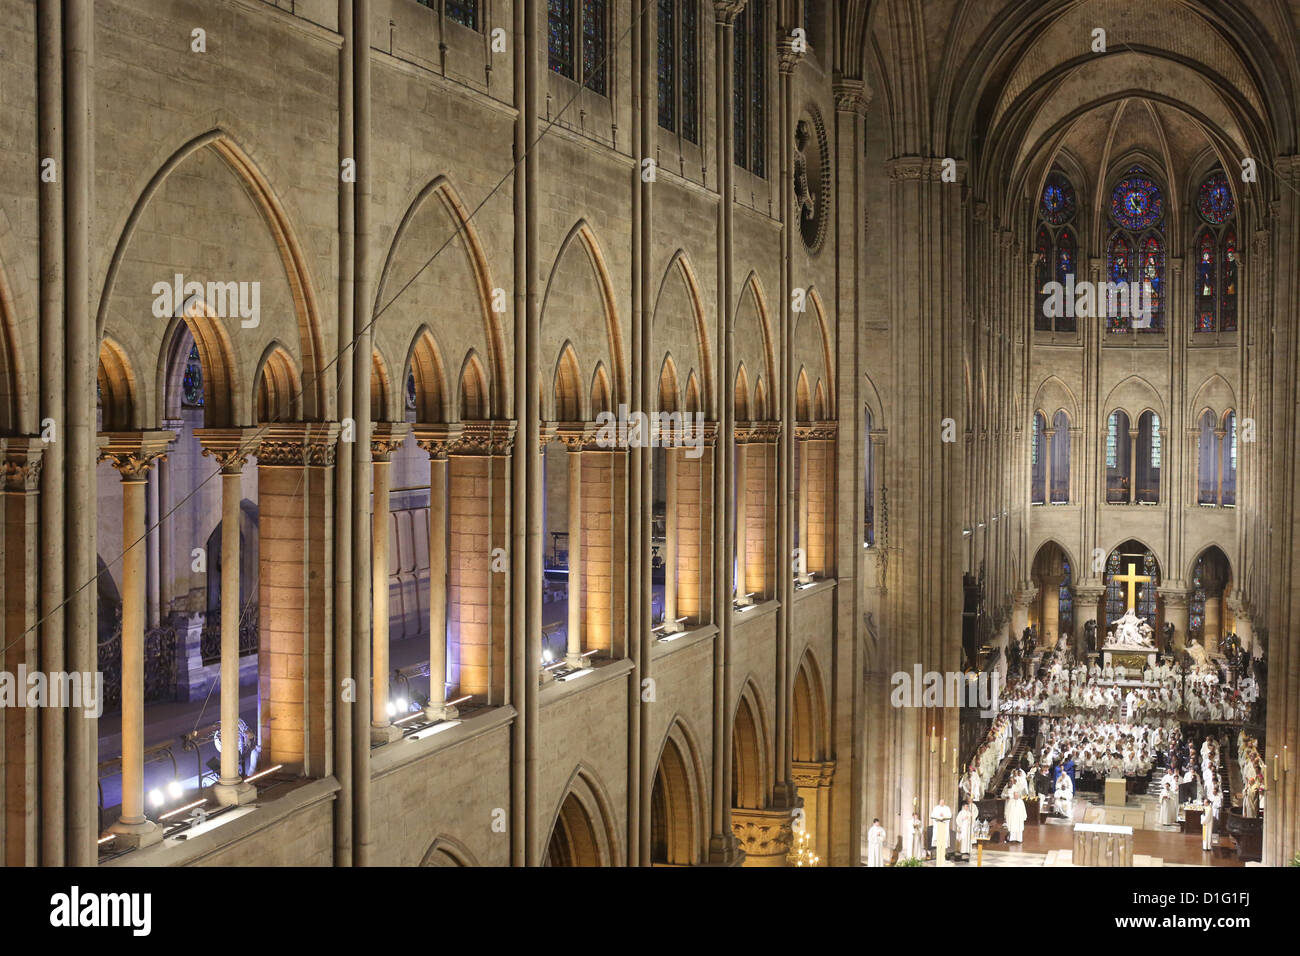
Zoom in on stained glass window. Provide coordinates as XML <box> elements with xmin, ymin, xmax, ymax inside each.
<box><xmin>1106</xmin><ymin>234</ymin><xmax>1131</xmax><ymax>332</ymax></box>
<box><xmin>182</xmin><ymin>343</ymin><xmax>204</xmax><ymax>408</ymax></box>
<box><xmin>1104</xmin><ymin>547</ymin><xmax>1159</xmax><ymax>628</ymax></box>
<box><xmin>1031</xmin><ymin>412</ymin><xmax>1040</xmax><ymax>465</ymax></box>
<box><xmin>1033</xmin><ymin>168</ymin><xmax>1078</xmax><ymax>333</ymax></box>
<box><xmin>445</xmin><ymin>0</ymin><xmax>478</xmax><ymax>31</ymax></box>
<box><xmin>1150</xmin><ymin>413</ymin><xmax>1161</xmax><ymax>469</ymax></box>
<box><xmin>582</xmin><ymin>0</ymin><xmax>607</xmax><ymax>94</ymax></box>
<box><xmin>1040</xmin><ymin>171</ymin><xmax>1077</xmax><ymax>226</ymax></box>
<box><xmin>1106</xmin><ymin>412</ymin><xmax>1117</xmax><ymax>468</ymax></box>
<box><xmin>733</xmin><ymin>2</ymin><xmax>766</xmax><ymax>176</ymax></box>
<box><xmin>1139</xmin><ymin>235</ymin><xmax>1163</xmax><ymax>327</ymax></box>
<box><xmin>1059</xmin><ymin>562</ymin><xmax>1073</xmax><ymax>640</ymax></box>
<box><xmin>549</xmin><ymin>0</ymin><xmax>575</xmax><ymax>79</ymax></box>
<box><xmin>1110</xmin><ymin>171</ymin><xmax>1163</xmax><ymax>231</ymax></box>
<box><xmin>1193</xmin><ymin>169</ymin><xmax>1238</xmax><ymax>333</ymax></box>
<box><xmin>658</xmin><ymin>0</ymin><xmax>676</xmax><ymax>131</ymax></box>
<box><xmin>1197</xmin><ymin>169</ymin><xmax>1235</xmax><ymax>224</ymax></box>
<box><xmin>1190</xmin><ymin>562</ymin><xmax>1205</xmax><ymax>637</ymax></box>
<box><xmin>681</xmin><ymin>0</ymin><xmax>698</xmax><ymax>143</ymax></box>
<box><xmin>1222</xmin><ymin>411</ymin><xmax>1237</xmax><ymax>506</ymax></box>
<box><xmin>405</xmin><ymin>372</ymin><xmax>417</xmax><ymax>413</ymax></box>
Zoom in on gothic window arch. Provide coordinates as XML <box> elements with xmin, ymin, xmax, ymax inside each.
<box><xmin>1135</xmin><ymin>410</ymin><xmax>1161</xmax><ymax>503</ymax></box>
<box><xmin>1030</xmin><ymin>411</ymin><xmax>1047</xmax><ymax>504</ymax></box>
<box><xmin>1034</xmin><ymin>168</ymin><xmax>1079</xmax><ymax>332</ymax></box>
<box><xmin>182</xmin><ymin>342</ymin><xmax>204</xmax><ymax>408</ymax></box>
<box><xmin>1197</xmin><ymin>409</ymin><xmax>1236</xmax><ymax>506</ymax></box>
<box><xmin>1105</xmin><ymin>410</ymin><xmax>1132</xmax><ymax>503</ymax></box>
<box><xmin>1106</xmin><ymin>166</ymin><xmax>1165</xmax><ymax>333</ymax></box>
<box><xmin>1193</xmin><ymin>168</ymin><xmax>1238</xmax><ymax>333</ymax></box>
<box><xmin>1049</xmin><ymin>409</ymin><xmax>1070</xmax><ymax>503</ymax></box>
<box><xmin>657</xmin><ymin>0</ymin><xmax>700</xmax><ymax>143</ymax></box>
<box><xmin>549</xmin><ymin>0</ymin><xmax>608</xmax><ymax>95</ymax></box>
<box><xmin>733</xmin><ymin>0</ymin><xmax>766</xmax><ymax>176</ymax></box>
<box><xmin>1104</xmin><ymin>545</ymin><xmax>1159</xmax><ymax>629</ymax></box>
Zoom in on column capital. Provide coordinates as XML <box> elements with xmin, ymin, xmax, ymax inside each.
<box><xmin>1157</xmin><ymin>587</ymin><xmax>1191</xmax><ymax>609</ymax></box>
<box><xmin>887</xmin><ymin>156</ymin><xmax>965</xmax><ymax>183</ymax></box>
<box><xmin>196</xmin><ymin>426</ymin><xmax>267</xmax><ymax>473</ymax></box>
<box><xmin>98</xmin><ymin>430</ymin><xmax>175</xmax><ymax>481</ymax></box>
<box><xmin>556</xmin><ymin>421</ymin><xmax>597</xmax><ymax>452</ymax></box>
<box><xmin>413</xmin><ymin>422</ymin><xmax>465</xmax><ymax>459</ymax></box>
<box><xmin>1013</xmin><ymin>586</ymin><xmax>1038</xmax><ymax>608</ymax></box>
<box><xmin>370</xmin><ymin>422</ymin><xmax>411</xmax><ymax>461</ymax></box>
<box><xmin>0</xmin><ymin>436</ymin><xmax>45</xmax><ymax>493</ymax></box>
<box><xmin>791</xmin><ymin>759</ymin><xmax>836</xmax><ymax>789</ymax></box>
<box><xmin>712</xmin><ymin>0</ymin><xmax>746</xmax><ymax>26</ymax></box>
<box><xmin>832</xmin><ymin>78</ymin><xmax>872</xmax><ymax>115</ymax></box>
<box><xmin>794</xmin><ymin>422</ymin><xmax>838</xmax><ymax>440</ymax></box>
<box><xmin>1071</xmin><ymin>585</ymin><xmax>1107</xmax><ymax>603</ymax></box>
<box><xmin>255</xmin><ymin>421</ymin><xmax>341</xmax><ymax>466</ymax></box>
<box><xmin>735</xmin><ymin>421</ymin><xmax>782</xmax><ymax>444</ymax></box>
<box><xmin>456</xmin><ymin>419</ymin><xmax>517</xmax><ymax>456</ymax></box>
<box><xmin>777</xmin><ymin>37</ymin><xmax>803</xmax><ymax>75</ymax></box>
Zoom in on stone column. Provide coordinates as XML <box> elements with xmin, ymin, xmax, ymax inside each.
<box><xmin>1226</xmin><ymin>593</ymin><xmax>1253</xmax><ymax>655</ymax></box>
<box><xmin>196</xmin><ymin>428</ymin><xmax>263</xmax><ymax>806</ymax></box>
<box><xmin>1214</xmin><ymin>428</ymin><xmax>1226</xmax><ymax>505</ymax></box>
<box><xmin>1128</xmin><ymin>430</ymin><xmax>1138</xmax><ymax>503</ymax></box>
<box><xmin>369</xmin><ymin>423</ymin><xmax>409</xmax><ymax>743</ymax></box>
<box><xmin>796</xmin><ymin>428</ymin><xmax>810</xmax><ymax>581</ymax></box>
<box><xmin>564</xmin><ymin>433</ymin><xmax>584</xmax><ymax>666</ymax></box>
<box><xmin>414</xmin><ymin>424</ymin><xmax>462</xmax><ymax>721</ymax></box>
<box><xmin>99</xmin><ymin>431</ymin><xmax>174</xmax><ymax>848</ymax></box>
<box><xmin>1040</xmin><ymin>574</ymin><xmax>1062</xmax><ymax>647</ymax></box>
<box><xmin>664</xmin><ymin>444</ymin><xmax>680</xmax><ymax>628</ymax></box>
<box><xmin>734</xmin><ymin>433</ymin><xmax>749</xmax><ymax>602</ymax></box>
<box><xmin>1159</xmin><ymin>588</ymin><xmax>1191</xmax><ymax>651</ymax></box>
<box><xmin>2</xmin><ymin>438</ymin><xmax>43</xmax><ymax>865</ymax></box>
<box><xmin>1204</xmin><ymin>591</ymin><xmax>1223</xmax><ymax>654</ymax></box>
<box><xmin>1011</xmin><ymin>586</ymin><xmax>1037</xmax><ymax>642</ymax></box>
<box><xmin>1071</xmin><ymin>586</ymin><xmax>1107</xmax><ymax>652</ymax></box>
<box><xmin>1043</xmin><ymin>428</ymin><xmax>1055</xmax><ymax>503</ymax></box>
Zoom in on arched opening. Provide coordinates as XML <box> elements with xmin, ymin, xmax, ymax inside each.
<box><xmin>1049</xmin><ymin>409</ymin><xmax>1070</xmax><ymax>503</ymax></box>
<box><xmin>1105</xmin><ymin>410</ymin><xmax>1133</xmax><ymax>504</ymax></box>
<box><xmin>1135</xmin><ymin>410</ymin><xmax>1162</xmax><ymax>504</ymax></box>
<box><xmin>1030</xmin><ymin>541</ymin><xmax>1073</xmax><ymax>649</ymax></box>
<box><xmin>650</xmin><ymin>729</ymin><xmax>703</xmax><ymax>866</ymax></box>
<box><xmin>544</xmin><ymin>772</ymin><xmax>618</xmax><ymax>867</ymax></box>
<box><xmin>1189</xmin><ymin>546</ymin><xmax>1233</xmax><ymax>652</ymax></box>
<box><xmin>253</xmin><ymin>346</ymin><xmax>302</xmax><ymax>425</ymax></box>
<box><xmin>97</xmin><ymin>337</ymin><xmax>138</xmax><ymax>432</ymax></box>
<box><xmin>732</xmin><ymin>685</ymin><xmax>768</xmax><ymax>810</ymax></box>
<box><xmin>791</xmin><ymin>652</ymin><xmax>829</xmax><ymax>864</ymax></box>
<box><xmin>1103</xmin><ymin>540</ymin><xmax>1161</xmax><ymax>632</ymax></box>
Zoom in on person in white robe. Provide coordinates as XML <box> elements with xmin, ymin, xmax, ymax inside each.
<box><xmin>866</xmin><ymin>818</ymin><xmax>886</xmax><ymax>867</ymax></box>
<box><xmin>1159</xmin><ymin>770</ymin><xmax>1179</xmax><ymax>825</ymax></box>
<box><xmin>954</xmin><ymin>802</ymin><xmax>975</xmax><ymax>858</ymax></box>
<box><xmin>931</xmin><ymin>799</ymin><xmax>952</xmax><ymax>865</ymax></box>
<box><xmin>1053</xmin><ymin>771</ymin><xmax>1073</xmax><ymax>819</ymax></box>
<box><xmin>906</xmin><ymin>811</ymin><xmax>924</xmax><ymax>860</ymax></box>
<box><xmin>1202</xmin><ymin>786</ymin><xmax>1221</xmax><ymax>851</ymax></box>
<box><xmin>1004</xmin><ymin>791</ymin><xmax>1027</xmax><ymax>843</ymax></box>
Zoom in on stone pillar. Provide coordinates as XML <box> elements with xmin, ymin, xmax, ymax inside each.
<box><xmin>734</xmin><ymin>434</ymin><xmax>750</xmax><ymax>602</ymax></box>
<box><xmin>1044</xmin><ymin>429</ymin><xmax>1055</xmax><ymax>503</ymax></box>
<box><xmin>664</xmin><ymin>445</ymin><xmax>680</xmax><ymax>628</ymax></box>
<box><xmin>806</xmin><ymin>424</ymin><xmax>835</xmax><ymax>576</ymax></box>
<box><xmin>1204</xmin><ymin>592</ymin><xmax>1223</xmax><ymax>654</ymax></box>
<box><xmin>796</xmin><ymin>430</ymin><xmax>810</xmax><ymax>581</ymax></box>
<box><xmin>99</xmin><ymin>431</ymin><xmax>174</xmax><ymax>848</ymax></box>
<box><xmin>145</xmin><ymin>469</ymin><xmax>160</xmax><ymax>628</ymax></box>
<box><xmin>564</xmin><ymin>436</ymin><xmax>584</xmax><ymax>666</ymax></box>
<box><xmin>1128</xmin><ymin>430</ymin><xmax>1138</xmax><ymax>503</ymax></box>
<box><xmin>1159</xmin><ymin>588</ymin><xmax>1191</xmax><ymax>652</ymax></box>
<box><xmin>1011</xmin><ymin>586</ymin><xmax>1036</xmax><ymax>642</ymax></box>
<box><xmin>1072</xmin><ymin>586</ymin><xmax>1107</xmax><ymax>651</ymax></box>
<box><xmin>414</xmin><ymin>424</ymin><xmax>462</xmax><ymax>721</ymax></box>
<box><xmin>732</xmin><ymin>805</ymin><xmax>798</xmax><ymax>867</ymax></box>
<box><xmin>1214</xmin><ymin>428</ymin><xmax>1226</xmax><ymax>504</ymax></box>
<box><xmin>793</xmin><ymin>760</ymin><xmax>835</xmax><ymax>865</ymax></box>
<box><xmin>1226</xmin><ymin>593</ymin><xmax>1253</xmax><ymax>655</ymax></box>
<box><xmin>1040</xmin><ymin>574</ymin><xmax>1062</xmax><ymax>647</ymax></box>
<box><xmin>196</xmin><ymin>428</ymin><xmax>263</xmax><ymax>806</ymax></box>
<box><xmin>369</xmin><ymin>423</ymin><xmax>408</xmax><ymax>743</ymax></box>
<box><xmin>2</xmin><ymin>439</ymin><xmax>43</xmax><ymax>865</ymax></box>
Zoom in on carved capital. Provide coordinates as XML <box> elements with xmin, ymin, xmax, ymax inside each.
<box><xmin>370</xmin><ymin>422</ymin><xmax>411</xmax><ymax>461</ymax></box>
<box><xmin>1158</xmin><ymin>588</ymin><xmax>1191</xmax><ymax>610</ymax></box>
<box><xmin>0</xmin><ymin>437</ymin><xmax>44</xmax><ymax>493</ymax></box>
<box><xmin>731</xmin><ymin>806</ymin><xmax>797</xmax><ymax>860</ymax></box>
<box><xmin>795</xmin><ymin>421</ymin><xmax>838</xmax><ymax>441</ymax></box>
<box><xmin>791</xmin><ymin>759</ymin><xmax>836</xmax><ymax>789</ymax></box>
<box><xmin>887</xmin><ymin>156</ymin><xmax>964</xmax><ymax>183</ymax></box>
<box><xmin>735</xmin><ymin>421</ymin><xmax>782</xmax><ymax>444</ymax></box>
<box><xmin>254</xmin><ymin>422</ymin><xmax>340</xmax><ymax>467</ymax></box>
<box><xmin>196</xmin><ymin>426</ymin><xmax>266</xmax><ymax>474</ymax></box>
<box><xmin>456</xmin><ymin>420</ymin><xmax>517</xmax><ymax>456</ymax></box>
<box><xmin>712</xmin><ymin>0</ymin><xmax>746</xmax><ymax>26</ymax></box>
<box><xmin>98</xmin><ymin>430</ymin><xmax>175</xmax><ymax>481</ymax></box>
<box><xmin>413</xmin><ymin>423</ymin><xmax>465</xmax><ymax>460</ymax></box>
<box><xmin>832</xmin><ymin>78</ymin><xmax>872</xmax><ymax>115</ymax></box>
<box><xmin>777</xmin><ymin>37</ymin><xmax>803</xmax><ymax>75</ymax></box>
<box><xmin>556</xmin><ymin>422</ymin><xmax>597</xmax><ymax>452</ymax></box>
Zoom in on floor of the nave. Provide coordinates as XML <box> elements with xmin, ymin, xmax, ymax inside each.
<box><xmin>887</xmin><ymin>794</ymin><xmax>1248</xmax><ymax>867</ymax></box>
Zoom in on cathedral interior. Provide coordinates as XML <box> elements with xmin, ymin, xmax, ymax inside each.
<box><xmin>1</xmin><ymin>0</ymin><xmax>1298</xmax><ymax>871</ymax></box>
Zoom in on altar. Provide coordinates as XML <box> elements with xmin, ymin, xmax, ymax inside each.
<box><xmin>1101</xmin><ymin>563</ymin><xmax>1159</xmax><ymax>668</ymax></box>
<box><xmin>1072</xmin><ymin>822</ymin><xmax>1134</xmax><ymax>866</ymax></box>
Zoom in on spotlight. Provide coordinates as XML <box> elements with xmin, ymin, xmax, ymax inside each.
<box><xmin>167</xmin><ymin>780</ymin><xmax>183</xmax><ymax>800</ymax></box>
<box><xmin>396</xmin><ymin>697</ymin><xmax>408</xmax><ymax>712</ymax></box>
<box><xmin>542</xmin><ymin>648</ymin><xmax>553</xmax><ymax>664</ymax></box>
<box><xmin>148</xmin><ymin>788</ymin><xmax>164</xmax><ymax>808</ymax></box>
<box><xmin>386</xmin><ymin>701</ymin><xmax>397</xmax><ymax>718</ymax></box>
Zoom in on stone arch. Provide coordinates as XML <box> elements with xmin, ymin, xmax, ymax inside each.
<box><xmin>98</xmin><ymin>336</ymin><xmax>139</xmax><ymax>432</ymax></box>
<box><xmin>733</xmin><ymin>363</ymin><xmax>751</xmax><ymax>421</ymax></box>
<box><xmin>253</xmin><ymin>343</ymin><xmax>303</xmax><ymax>425</ymax></box>
<box><xmin>374</xmin><ymin>175</ymin><xmax>506</xmax><ymax>418</ymax></box>
<box><xmin>797</xmin><ymin>287</ymin><xmax>835</xmax><ymax>417</ymax></box>
<box><xmin>97</xmin><ymin>131</ymin><xmax>326</xmax><ymax>420</ymax></box>
<box><xmin>371</xmin><ymin>348</ymin><xmax>394</xmax><ymax>423</ymax></box>
<box><xmin>684</xmin><ymin>371</ymin><xmax>702</xmax><ymax>416</ymax></box>
<box><xmin>551</xmin><ymin>342</ymin><xmax>584</xmax><ymax>422</ymax></box>
<box><xmin>0</xmin><ymin>261</ymin><xmax>23</xmax><ymax>433</ymax></box>
<box><xmin>1032</xmin><ymin>375</ymin><xmax>1078</xmax><ymax>425</ymax></box>
<box><xmin>657</xmin><ymin>354</ymin><xmax>680</xmax><ymax>412</ymax></box>
<box><xmin>419</xmin><ymin>834</ymin><xmax>480</xmax><ymax>867</ymax></box>
<box><xmin>405</xmin><ymin>326</ymin><xmax>450</xmax><ymax>424</ymax></box>
<box><xmin>1189</xmin><ymin>373</ymin><xmax>1237</xmax><ymax>423</ymax></box>
<box><xmin>457</xmin><ymin>350</ymin><xmax>490</xmax><ymax>421</ymax></box>
<box><xmin>154</xmin><ymin>306</ymin><xmax>241</xmax><ymax>428</ymax></box>
<box><xmin>734</xmin><ymin>273</ymin><xmax>777</xmax><ymax>406</ymax></box>
<box><xmin>650</xmin><ymin>717</ymin><xmax>708</xmax><ymax>866</ymax></box>
<box><xmin>589</xmin><ymin>362</ymin><xmax>613</xmax><ymax>418</ymax></box>
<box><xmin>1102</xmin><ymin>374</ymin><xmax>1165</xmax><ymax>424</ymax></box>
<box><xmin>541</xmin><ymin>221</ymin><xmax>628</xmax><ymax>408</ymax></box>
<box><xmin>795</xmin><ymin>368</ymin><xmax>811</xmax><ymax>421</ymax></box>
<box><xmin>813</xmin><ymin>380</ymin><xmax>827</xmax><ymax>420</ymax></box>
<box><xmin>792</xmin><ymin>649</ymin><xmax>829</xmax><ymax>763</ymax></box>
<box><xmin>653</xmin><ymin>251</ymin><xmax>714</xmax><ymax>416</ymax></box>
<box><xmin>732</xmin><ymin>678</ymin><xmax>771</xmax><ymax>810</ymax></box>
<box><xmin>544</xmin><ymin>765</ymin><xmax>622</xmax><ymax>867</ymax></box>
<box><xmin>753</xmin><ymin>377</ymin><xmax>768</xmax><ymax>421</ymax></box>
<box><xmin>1188</xmin><ymin>543</ymin><xmax>1233</xmax><ymax>591</ymax></box>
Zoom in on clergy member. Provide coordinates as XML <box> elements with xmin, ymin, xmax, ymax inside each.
<box><xmin>931</xmin><ymin>798</ymin><xmax>953</xmax><ymax>866</ymax></box>
<box><xmin>905</xmin><ymin>811</ymin><xmax>925</xmax><ymax>861</ymax></box>
<box><xmin>1159</xmin><ymin>770</ymin><xmax>1179</xmax><ymax>826</ymax></box>
<box><xmin>866</xmin><ymin>818</ymin><xmax>886</xmax><ymax>867</ymax></box>
<box><xmin>1005</xmin><ymin>788</ymin><xmax>1027</xmax><ymax>843</ymax></box>
<box><xmin>954</xmin><ymin>801</ymin><xmax>975</xmax><ymax>859</ymax></box>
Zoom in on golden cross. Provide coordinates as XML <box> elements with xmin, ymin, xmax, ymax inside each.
<box><xmin>1113</xmin><ymin>561</ymin><xmax>1152</xmax><ymax>612</ymax></box>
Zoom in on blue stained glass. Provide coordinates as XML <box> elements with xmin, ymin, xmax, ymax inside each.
<box><xmin>549</xmin><ymin>0</ymin><xmax>574</xmax><ymax>79</ymax></box>
<box><xmin>1222</xmin><ymin>228</ymin><xmax>1238</xmax><ymax>332</ymax></box>
<box><xmin>1198</xmin><ymin>169</ymin><xmax>1235</xmax><ymax>224</ymax></box>
<box><xmin>1040</xmin><ymin>171</ymin><xmax>1076</xmax><ymax>225</ymax></box>
<box><xmin>182</xmin><ymin>343</ymin><xmax>204</xmax><ymax>408</ymax></box>
<box><xmin>1139</xmin><ymin>235</ymin><xmax>1163</xmax><ymax>329</ymax></box>
<box><xmin>582</xmin><ymin>0</ymin><xmax>607</xmax><ymax>94</ymax></box>
<box><xmin>681</xmin><ymin>0</ymin><xmax>698</xmax><ymax>143</ymax></box>
<box><xmin>445</xmin><ymin>0</ymin><xmax>478</xmax><ymax>30</ymax></box>
<box><xmin>1106</xmin><ymin>234</ymin><xmax>1131</xmax><ymax>332</ymax></box>
<box><xmin>658</xmin><ymin>0</ymin><xmax>675</xmax><ymax>131</ymax></box>
<box><xmin>1110</xmin><ymin>172</ymin><xmax>1163</xmax><ymax>230</ymax></box>
<box><xmin>406</xmin><ymin>372</ymin><xmax>417</xmax><ymax>412</ymax></box>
